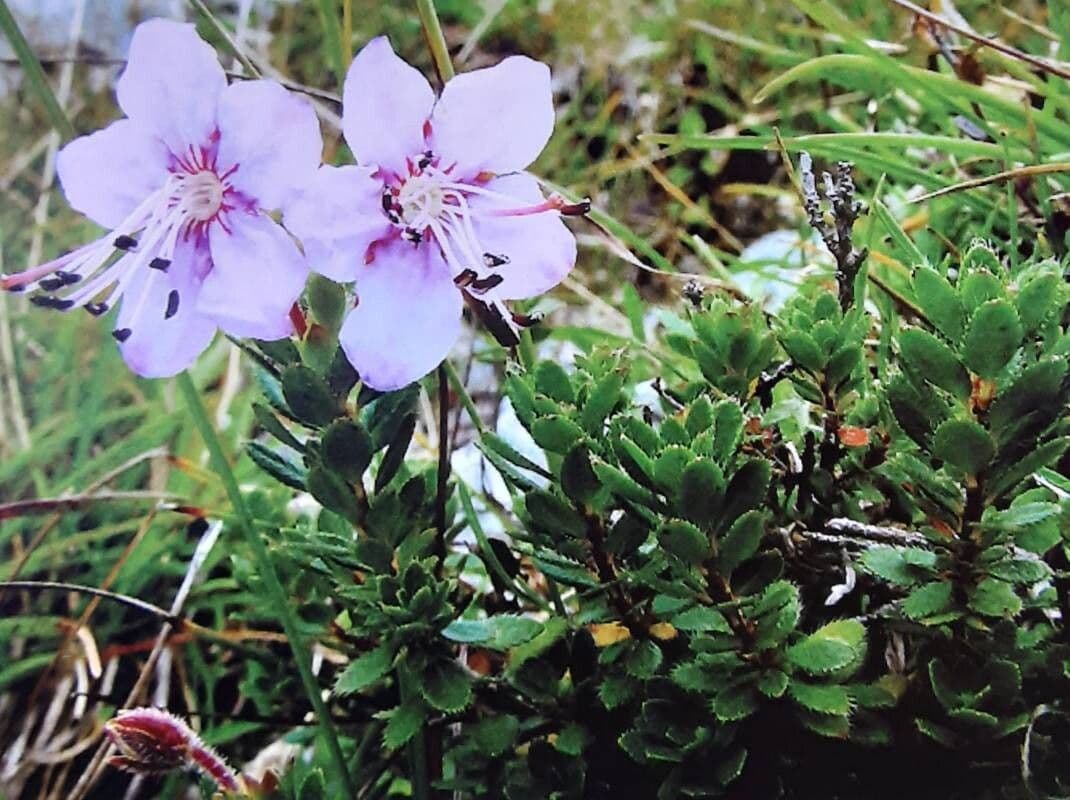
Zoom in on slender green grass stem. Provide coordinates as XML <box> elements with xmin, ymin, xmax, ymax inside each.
<box><xmin>416</xmin><ymin>0</ymin><xmax>455</xmax><ymax>83</ymax></box>
<box><xmin>176</xmin><ymin>372</ymin><xmax>356</xmax><ymax>798</ymax></box>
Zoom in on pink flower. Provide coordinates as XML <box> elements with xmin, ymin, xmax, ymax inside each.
<box><xmin>285</xmin><ymin>37</ymin><xmax>582</xmax><ymax>392</ymax></box>
<box><xmin>1</xmin><ymin>20</ymin><xmax>321</xmax><ymax>377</ymax></box>
<box><xmin>104</xmin><ymin>707</ymin><xmax>242</xmax><ymax>794</ymax></box>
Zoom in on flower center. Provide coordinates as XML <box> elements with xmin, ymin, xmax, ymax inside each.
<box><xmin>176</xmin><ymin>171</ymin><xmax>225</xmax><ymax>222</ymax></box>
<box><xmin>394</xmin><ymin>171</ymin><xmax>445</xmax><ymax>229</ymax></box>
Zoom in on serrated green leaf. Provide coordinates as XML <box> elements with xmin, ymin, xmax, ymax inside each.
<box><xmin>912</xmin><ymin>268</ymin><xmax>965</xmax><ymax>342</ymax></box>
<box><xmin>968</xmin><ymin>578</ymin><xmax>1022</xmax><ymax>618</ymax></box>
<box><xmin>374</xmin><ymin>412</ymin><xmax>416</xmax><ymax>492</ymax></box>
<box><xmin>653</xmin><ymin>446</ymin><xmax>692</xmax><ymax>492</ymax></box>
<box><xmin>718</xmin><ymin>510</ymin><xmax>765</xmax><ymax>574</ymax></box>
<box><xmin>901</xmin><ymin>581</ymin><xmax>954</xmax><ymax>621</ymax></box>
<box><xmin>1015</xmin><ymin>273</ymin><xmax>1060</xmax><ymax>333</ymax></box>
<box><xmin>899</xmin><ymin>329</ymin><xmax>971</xmax><ymax>400</ymax></box>
<box><xmin>281</xmin><ymin>364</ymin><xmax>338</xmax><ymax>426</ymax></box>
<box><xmin>306</xmin><ymin>465</ymin><xmax>361</xmax><ymax>522</ymax></box>
<box><xmin>670</xmin><ymin>606</ymin><xmax>732</xmax><ymax>633</ymax></box>
<box><xmin>525</xmin><ymin>490</ymin><xmax>586</xmax><ymax>539</ymax></box>
<box><xmin>679</xmin><ymin>459</ymin><xmax>725</xmax><ymax>528</ymax></box>
<box><xmin>785</xmin><ymin>619</ymin><xmax>865</xmax><ymax>676</ymax></box>
<box><xmin>625</xmin><ymin>640</ymin><xmax>664</xmax><ymax>678</ymax></box>
<box><xmin>712</xmin><ymin>402</ymin><xmax>745</xmax><ymax>462</ymax></box>
<box><xmin>781</xmin><ymin>331</ymin><xmax>825</xmax><ymax>373</ymax></box>
<box><xmin>320</xmin><ymin>420</ymin><xmax>374</xmax><ymax>482</ymax></box>
<box><xmin>421</xmin><ymin>659</ymin><xmax>472</xmax><ymax>712</ymax></box>
<box><xmin>789</xmin><ymin>682</ymin><xmax>852</xmax><ymax>715</ymax></box>
<box><xmin>686</xmin><ymin>395</ymin><xmax>715</xmax><ymax>436</ymax></box>
<box><xmin>659</xmin><ymin>519</ymin><xmax>710</xmax><ymax>565</ymax></box>
<box><xmin>581</xmin><ymin>371</ymin><xmax>625</xmax><ymax>434</ymax></box>
<box><xmin>756</xmin><ymin>670</ymin><xmax>789</xmax><ymax>698</ymax></box>
<box><xmin>335</xmin><ymin>644</ymin><xmax>394</xmax><ymax>695</ymax></box>
<box><xmin>858</xmin><ymin>547</ymin><xmax>935</xmax><ymax>587</ymax></box>
<box><xmin>534</xmin><ymin>361</ymin><xmax>575</xmax><ymax>404</ymax></box>
<box><xmin>711</xmin><ymin>686</ymin><xmax>759</xmax><ymax>722</ymax></box>
<box><xmin>531</xmin><ymin>415</ymin><xmax>586</xmax><ymax>454</ymax></box>
<box><xmin>561</xmin><ymin>445</ymin><xmax>600</xmax><ymax>504</ymax></box>
<box><xmin>246</xmin><ymin>442</ymin><xmax>307</xmax><ymax>490</ymax></box>
<box><xmin>933</xmin><ymin>418</ymin><xmax>994</xmax><ymax>475</ymax></box>
<box><xmin>962</xmin><ymin>300</ymin><xmax>1022</xmax><ymax>378</ymax></box>
<box><xmin>383</xmin><ymin>700</ymin><xmax>426</xmax><ymax>750</ymax></box>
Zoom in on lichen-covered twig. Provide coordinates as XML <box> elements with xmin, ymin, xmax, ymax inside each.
<box><xmin>799</xmin><ymin>152</ymin><xmax>868</xmax><ymax>310</ymax></box>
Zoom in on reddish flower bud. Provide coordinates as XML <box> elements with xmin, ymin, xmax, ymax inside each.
<box><xmin>104</xmin><ymin>708</ymin><xmax>242</xmax><ymax>794</ymax></box>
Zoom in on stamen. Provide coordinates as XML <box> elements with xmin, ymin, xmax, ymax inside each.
<box><xmin>512</xmin><ymin>311</ymin><xmax>543</xmax><ymax>327</ymax></box>
<box><xmin>112</xmin><ymin>328</ymin><xmax>132</xmax><ymax>342</ymax></box>
<box><xmin>149</xmin><ymin>258</ymin><xmax>171</xmax><ymax>272</ymax></box>
<box><xmin>84</xmin><ymin>302</ymin><xmax>109</xmax><ymax>317</ymax></box>
<box><xmin>30</xmin><ymin>295</ymin><xmax>74</xmax><ymax>311</ymax></box>
<box><xmin>483</xmin><ymin>252</ymin><xmax>510</xmax><ymax>268</ymax></box>
<box><xmin>164</xmin><ymin>290</ymin><xmax>180</xmax><ymax>320</ymax></box>
<box><xmin>114</xmin><ymin>235</ymin><xmax>138</xmax><ymax>251</ymax></box>
<box><xmin>454</xmin><ymin>269</ymin><xmax>478</xmax><ymax>288</ymax></box>
<box><xmin>470</xmin><ymin>274</ymin><xmax>504</xmax><ymax>292</ymax></box>
<box><xmin>462</xmin><ymin>291</ymin><xmax>520</xmax><ymax>348</ymax></box>
<box><xmin>55</xmin><ymin>270</ymin><xmax>82</xmax><ymax>285</ymax></box>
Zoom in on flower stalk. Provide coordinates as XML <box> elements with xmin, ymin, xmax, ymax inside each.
<box><xmin>176</xmin><ymin>372</ymin><xmax>356</xmax><ymax>798</ymax></box>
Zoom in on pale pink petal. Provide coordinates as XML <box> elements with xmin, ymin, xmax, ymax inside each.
<box><xmin>116</xmin><ymin>242</ymin><xmax>216</xmax><ymax>378</ymax></box>
<box><xmin>340</xmin><ymin>241</ymin><xmax>462</xmax><ymax>391</ymax></box>
<box><xmin>215</xmin><ymin>80</ymin><xmax>322</xmax><ymax>210</ymax></box>
<box><xmin>431</xmin><ymin>56</ymin><xmax>553</xmax><ymax>178</ymax></box>
<box><xmin>56</xmin><ymin>119</ymin><xmax>169</xmax><ymax>229</ymax></box>
<box><xmin>342</xmin><ymin>37</ymin><xmax>434</xmax><ymax>176</ymax></box>
<box><xmin>200</xmin><ymin>214</ymin><xmax>307</xmax><ymax>339</ymax></box>
<box><xmin>116</xmin><ymin>19</ymin><xmax>226</xmax><ymax>154</ymax></box>
<box><xmin>284</xmin><ymin>165</ymin><xmax>391</xmax><ymax>282</ymax></box>
<box><xmin>469</xmin><ymin>173</ymin><xmax>575</xmax><ymax>300</ymax></box>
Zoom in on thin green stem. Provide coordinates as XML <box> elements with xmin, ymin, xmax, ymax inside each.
<box><xmin>416</xmin><ymin>0</ymin><xmax>455</xmax><ymax>83</ymax></box>
<box><xmin>186</xmin><ymin>0</ymin><xmax>261</xmax><ymax>77</ymax></box>
<box><xmin>442</xmin><ymin>359</ymin><xmax>484</xmax><ymax>434</ymax></box>
<box><xmin>0</xmin><ymin>0</ymin><xmax>75</xmax><ymax>139</ymax></box>
<box><xmin>316</xmin><ymin>0</ymin><xmax>347</xmax><ymax>88</ymax></box>
<box><xmin>176</xmin><ymin>372</ymin><xmax>356</xmax><ymax>798</ymax></box>
<box><xmin>397</xmin><ymin>664</ymin><xmax>432</xmax><ymax>800</ymax></box>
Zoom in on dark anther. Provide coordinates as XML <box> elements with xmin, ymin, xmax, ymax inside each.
<box><xmin>112</xmin><ymin>328</ymin><xmax>132</xmax><ymax>342</ymax></box>
<box><xmin>84</xmin><ymin>302</ymin><xmax>109</xmax><ymax>316</ymax></box>
<box><xmin>402</xmin><ymin>228</ymin><xmax>422</xmax><ymax>245</ymax></box>
<box><xmin>30</xmin><ymin>295</ymin><xmax>74</xmax><ymax>311</ymax></box>
<box><xmin>7</xmin><ymin>284</ymin><xmax>25</xmax><ymax>293</ymax></box>
<box><xmin>114</xmin><ymin>235</ymin><xmax>138</xmax><ymax>251</ymax></box>
<box><xmin>165</xmin><ymin>289</ymin><xmax>180</xmax><ymax>320</ymax></box>
<box><xmin>511</xmin><ymin>311</ymin><xmax>543</xmax><ymax>328</ymax></box>
<box><xmin>38</xmin><ymin>270</ymin><xmax>81</xmax><ymax>292</ymax></box>
<box><xmin>453</xmin><ymin>269</ymin><xmax>477</xmax><ymax>288</ymax></box>
<box><xmin>560</xmin><ymin>198</ymin><xmax>592</xmax><ymax>216</ymax></box>
<box><xmin>149</xmin><ymin>257</ymin><xmax>171</xmax><ymax>272</ymax></box>
<box><xmin>483</xmin><ymin>252</ymin><xmax>510</xmax><ymax>268</ymax></box>
<box><xmin>682</xmin><ymin>279</ymin><xmax>704</xmax><ymax>307</ymax></box>
<box><xmin>417</xmin><ymin>150</ymin><xmax>433</xmax><ymax>169</ymax></box>
<box><xmin>471</xmin><ymin>274</ymin><xmax>504</xmax><ymax>292</ymax></box>
<box><xmin>381</xmin><ymin>191</ymin><xmax>395</xmax><ymax>213</ymax></box>
<box><xmin>39</xmin><ymin>277</ymin><xmax>67</xmax><ymax>292</ymax></box>
<box><xmin>463</xmin><ymin>293</ymin><xmax>520</xmax><ymax>348</ymax></box>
